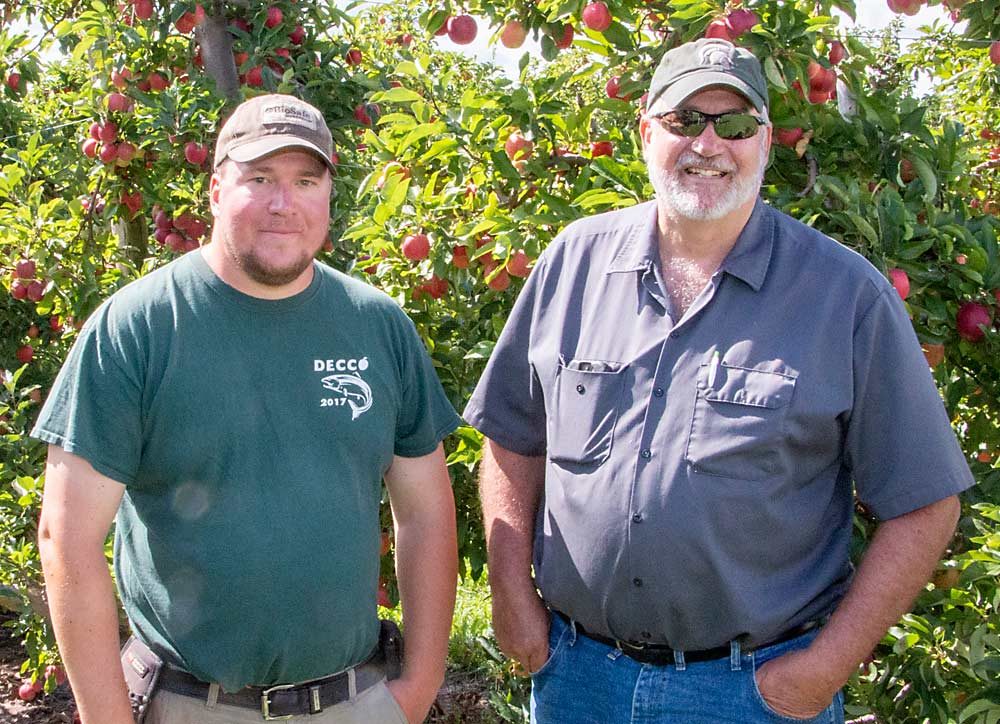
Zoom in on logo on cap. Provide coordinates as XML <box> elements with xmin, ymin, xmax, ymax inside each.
<box><xmin>699</xmin><ymin>42</ymin><xmax>735</xmax><ymax>69</ymax></box>
<box><xmin>261</xmin><ymin>103</ymin><xmax>318</xmax><ymax>131</ymax></box>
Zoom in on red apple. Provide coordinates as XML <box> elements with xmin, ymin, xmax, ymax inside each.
<box><xmin>185</xmin><ymin>142</ymin><xmax>208</xmax><ymax>165</ymax></box>
<box><xmin>353</xmin><ymin>104</ymin><xmax>372</xmax><ymax>126</ymax></box>
<box><xmin>148</xmin><ymin>72</ymin><xmax>170</xmax><ymax>91</ymax></box>
<box><xmin>500</xmin><ymin>20</ymin><xmax>527</xmax><ymax>49</ymax></box>
<box><xmin>724</xmin><ymin>8</ymin><xmax>759</xmax><ymax>37</ymax></box>
<box><xmin>991</xmin><ymin>41</ymin><xmax>1000</xmax><ymax>65</ymax></box>
<box><xmin>15</xmin><ymin>259</ymin><xmax>36</xmax><ymax>279</ymax></box>
<box><xmin>507</xmin><ymin>250</ymin><xmax>532</xmax><ymax>278</ymax></box>
<box><xmin>99</xmin><ymin>122</ymin><xmax>118</xmax><ymax>144</ymax></box>
<box><xmin>487</xmin><ymin>268</ymin><xmax>511</xmax><ymax>291</ymax></box>
<box><xmin>807</xmin><ymin>61</ymin><xmax>836</xmax><ymax>94</ymax></box>
<box><xmin>956</xmin><ymin>301</ymin><xmax>991</xmax><ymax>342</ymax></box>
<box><xmin>899</xmin><ymin>158</ymin><xmax>916</xmax><ymax>184</ymax></box>
<box><xmin>446</xmin><ymin>14</ymin><xmax>477</xmax><ymax>44</ymax></box>
<box><xmin>828</xmin><ymin>40</ymin><xmax>846</xmax><ymax>65</ymax></box>
<box><xmin>110</xmin><ymin>67</ymin><xmax>131</xmax><ymax>90</ymax></box>
<box><xmin>265</xmin><ymin>5</ymin><xmax>283</xmax><ymax>28</ymax></box>
<box><xmin>16</xmin><ymin>345</ymin><xmax>34</xmax><ymax>365</ymax></box>
<box><xmin>5</xmin><ymin>72</ymin><xmax>21</xmax><ymax>92</ymax></box>
<box><xmin>775</xmin><ymin>127</ymin><xmax>804</xmax><ymax>148</ymax></box>
<box><xmin>175</xmin><ymin>11</ymin><xmax>196</xmax><ymax>34</ymax></box>
<box><xmin>89</xmin><ymin>121</ymin><xmax>102</xmax><ymax>140</ymax></box>
<box><xmin>345</xmin><ymin>48</ymin><xmax>362</xmax><ymax>66</ymax></box>
<box><xmin>582</xmin><ymin>2</ymin><xmax>612</xmax><ymax>32</ymax></box>
<box><xmin>45</xmin><ymin>665</ymin><xmax>67</xmax><ymax>686</ymax></box>
<box><xmin>452</xmin><ymin>245</ymin><xmax>469</xmax><ymax>269</ymax></box>
<box><xmin>10</xmin><ymin>280</ymin><xmax>28</xmax><ymax>300</ymax></box>
<box><xmin>289</xmin><ymin>25</ymin><xmax>306</xmax><ymax>44</ymax></box>
<box><xmin>99</xmin><ymin>143</ymin><xmax>118</xmax><ymax>163</ymax></box>
<box><xmin>504</xmin><ymin>131</ymin><xmax>533</xmax><ymax>161</ymax></box>
<box><xmin>554</xmin><ymin>24</ymin><xmax>574</xmax><ymax>49</ymax></box>
<box><xmin>888</xmin><ymin>268</ymin><xmax>910</xmax><ymax>300</ymax></box>
<box><xmin>17</xmin><ymin>680</ymin><xmax>38</xmax><ymax>701</ymax></box>
<box><xmin>116</xmin><ymin>141</ymin><xmax>136</xmax><ymax>163</ymax></box>
<box><xmin>402</xmin><ymin>233</ymin><xmax>430</xmax><ymax>261</ymax></box>
<box><xmin>590</xmin><ymin>140</ymin><xmax>613</xmax><ymax>157</ymax></box>
<box><xmin>134</xmin><ymin>0</ymin><xmax>153</xmax><ymax>20</ymax></box>
<box><xmin>244</xmin><ymin>65</ymin><xmax>263</xmax><ymax>87</ymax></box>
<box><xmin>82</xmin><ymin>138</ymin><xmax>99</xmax><ymax>158</ymax></box>
<box><xmin>26</xmin><ymin>324</ymin><xmax>39</xmax><ymax>338</ymax></box>
<box><xmin>704</xmin><ymin>19</ymin><xmax>733</xmax><ymax>41</ymax></box>
<box><xmin>605</xmin><ymin>75</ymin><xmax>622</xmax><ymax>99</ymax></box>
<box><xmin>26</xmin><ymin>280</ymin><xmax>44</xmax><ymax>302</ymax></box>
<box><xmin>106</xmin><ymin>92</ymin><xmax>132</xmax><ymax>113</ymax></box>
<box><xmin>50</xmin><ymin>316</ymin><xmax>63</xmax><ymax>332</ymax></box>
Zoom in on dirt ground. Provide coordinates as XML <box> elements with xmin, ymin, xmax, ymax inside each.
<box><xmin>0</xmin><ymin>617</ymin><xmax>497</xmax><ymax>724</ymax></box>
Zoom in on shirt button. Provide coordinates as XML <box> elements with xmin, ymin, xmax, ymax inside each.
<box><xmin>633</xmin><ymin>577</ymin><xmax>643</xmax><ymax>587</ymax></box>
<box><xmin>653</xmin><ymin>387</ymin><xmax>665</xmax><ymax>397</ymax></box>
<box><xmin>632</xmin><ymin>513</ymin><xmax>643</xmax><ymax>523</ymax></box>
<box><xmin>640</xmin><ymin>449</ymin><xmax>651</xmax><ymax>459</ymax></box>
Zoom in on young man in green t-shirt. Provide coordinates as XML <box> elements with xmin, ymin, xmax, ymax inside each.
<box><xmin>35</xmin><ymin>94</ymin><xmax>460</xmax><ymax>724</ymax></box>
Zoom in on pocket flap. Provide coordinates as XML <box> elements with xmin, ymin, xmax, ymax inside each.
<box><xmin>702</xmin><ymin>364</ymin><xmax>795</xmax><ymax>409</ymax></box>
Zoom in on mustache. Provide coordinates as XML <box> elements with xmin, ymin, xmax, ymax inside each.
<box><xmin>676</xmin><ymin>153</ymin><xmax>735</xmax><ymax>174</ymax></box>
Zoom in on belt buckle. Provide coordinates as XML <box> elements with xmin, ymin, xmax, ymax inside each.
<box><xmin>261</xmin><ymin>683</ymin><xmax>297</xmax><ymax>721</ymax></box>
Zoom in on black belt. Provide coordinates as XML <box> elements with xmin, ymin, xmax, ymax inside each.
<box><xmin>558</xmin><ymin>612</ymin><xmax>822</xmax><ymax>666</ymax></box>
<box><xmin>157</xmin><ymin>647</ymin><xmax>385</xmax><ymax>720</ymax></box>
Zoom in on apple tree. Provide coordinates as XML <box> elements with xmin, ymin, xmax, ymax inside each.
<box><xmin>1</xmin><ymin>0</ymin><xmax>999</xmax><ymax>718</ymax></box>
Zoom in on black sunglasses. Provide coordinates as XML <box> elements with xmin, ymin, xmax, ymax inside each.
<box><xmin>651</xmin><ymin>109</ymin><xmax>766</xmax><ymax>140</ymax></box>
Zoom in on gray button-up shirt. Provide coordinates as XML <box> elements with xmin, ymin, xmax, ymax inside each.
<box><xmin>464</xmin><ymin>199</ymin><xmax>973</xmax><ymax>650</ymax></box>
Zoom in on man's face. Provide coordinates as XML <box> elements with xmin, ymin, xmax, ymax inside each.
<box><xmin>209</xmin><ymin>148</ymin><xmax>332</xmax><ymax>293</ymax></box>
<box><xmin>641</xmin><ymin>88</ymin><xmax>771</xmax><ymax>222</ymax></box>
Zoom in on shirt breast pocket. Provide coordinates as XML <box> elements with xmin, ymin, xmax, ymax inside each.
<box><xmin>685</xmin><ymin>363</ymin><xmax>797</xmax><ymax>481</ymax></box>
<box><xmin>547</xmin><ymin>360</ymin><xmax>628</xmax><ymax>467</ymax></box>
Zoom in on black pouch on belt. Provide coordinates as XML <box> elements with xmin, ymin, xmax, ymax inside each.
<box><xmin>121</xmin><ymin>635</ymin><xmax>164</xmax><ymax>723</ymax></box>
<box><xmin>379</xmin><ymin>619</ymin><xmax>404</xmax><ymax>681</ymax></box>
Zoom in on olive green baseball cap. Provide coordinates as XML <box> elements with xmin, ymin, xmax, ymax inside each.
<box><xmin>647</xmin><ymin>38</ymin><xmax>768</xmax><ymax>115</ymax></box>
<box><xmin>214</xmin><ymin>94</ymin><xmax>335</xmax><ymax>171</ymax></box>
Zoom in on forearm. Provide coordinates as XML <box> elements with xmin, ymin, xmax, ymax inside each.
<box><xmin>809</xmin><ymin>495</ymin><xmax>962</xmax><ymax>690</ymax></box>
<box><xmin>479</xmin><ymin>440</ymin><xmax>545</xmax><ymax>595</ymax></box>
<box><xmin>39</xmin><ymin>539</ymin><xmax>133</xmax><ymax>724</ymax></box>
<box><xmin>393</xmin><ymin>497</ymin><xmax>457</xmax><ymax>692</ymax></box>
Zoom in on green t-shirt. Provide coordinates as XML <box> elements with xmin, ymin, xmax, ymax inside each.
<box><xmin>33</xmin><ymin>250</ymin><xmax>461</xmax><ymax>691</ymax></box>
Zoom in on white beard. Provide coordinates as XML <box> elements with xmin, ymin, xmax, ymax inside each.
<box><xmin>647</xmin><ymin>136</ymin><xmax>768</xmax><ymax>221</ymax></box>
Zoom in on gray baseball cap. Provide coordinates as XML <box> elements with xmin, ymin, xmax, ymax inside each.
<box><xmin>214</xmin><ymin>94</ymin><xmax>335</xmax><ymax>171</ymax></box>
<box><xmin>647</xmin><ymin>38</ymin><xmax>768</xmax><ymax>116</ymax></box>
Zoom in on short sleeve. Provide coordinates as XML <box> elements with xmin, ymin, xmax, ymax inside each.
<box><xmin>392</xmin><ymin>311</ymin><xmax>462</xmax><ymax>457</ymax></box>
<box><xmin>847</xmin><ymin>289</ymin><xmax>974</xmax><ymax>519</ymax></box>
<box><xmin>463</xmin><ymin>258</ymin><xmax>548</xmax><ymax>456</ymax></box>
<box><xmin>31</xmin><ymin>303</ymin><xmax>145</xmax><ymax>485</ymax></box>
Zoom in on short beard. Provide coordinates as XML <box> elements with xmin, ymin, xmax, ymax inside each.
<box><xmin>647</xmin><ymin>135</ymin><xmax>768</xmax><ymax>221</ymax></box>
<box><xmin>221</xmin><ymin>231</ymin><xmax>320</xmax><ymax>287</ymax></box>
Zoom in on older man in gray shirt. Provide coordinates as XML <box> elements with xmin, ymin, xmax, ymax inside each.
<box><xmin>463</xmin><ymin>38</ymin><xmax>973</xmax><ymax>723</ymax></box>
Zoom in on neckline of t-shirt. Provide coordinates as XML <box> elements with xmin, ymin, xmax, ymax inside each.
<box><xmin>188</xmin><ymin>248</ymin><xmax>324</xmax><ymax>313</ymax></box>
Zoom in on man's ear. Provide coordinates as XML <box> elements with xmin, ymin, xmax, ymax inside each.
<box><xmin>208</xmin><ymin>170</ymin><xmax>223</xmax><ymax>217</ymax></box>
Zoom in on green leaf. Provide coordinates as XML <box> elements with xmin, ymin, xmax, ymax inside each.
<box><xmin>763</xmin><ymin>57</ymin><xmax>787</xmax><ymax>93</ymax></box>
<box><xmin>371</xmin><ymin>87</ymin><xmax>423</xmax><ymax>104</ymax></box>
<box><xmin>908</xmin><ymin>154</ymin><xmax>937</xmax><ymax>203</ymax></box>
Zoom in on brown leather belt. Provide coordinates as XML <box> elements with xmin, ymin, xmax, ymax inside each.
<box><xmin>556</xmin><ymin>611</ymin><xmax>823</xmax><ymax>666</ymax></box>
<box><xmin>157</xmin><ymin>646</ymin><xmax>384</xmax><ymax>720</ymax></box>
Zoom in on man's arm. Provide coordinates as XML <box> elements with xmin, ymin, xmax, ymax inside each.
<box><xmin>382</xmin><ymin>443</ymin><xmax>458</xmax><ymax>723</ymax></box>
<box><xmin>756</xmin><ymin>495</ymin><xmax>961</xmax><ymax>719</ymax></box>
<box><xmin>37</xmin><ymin>445</ymin><xmax>133</xmax><ymax>724</ymax></box>
<box><xmin>479</xmin><ymin>438</ymin><xmax>549</xmax><ymax>673</ymax></box>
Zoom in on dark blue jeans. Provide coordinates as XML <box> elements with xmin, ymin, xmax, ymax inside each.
<box><xmin>530</xmin><ymin>612</ymin><xmax>844</xmax><ymax>724</ymax></box>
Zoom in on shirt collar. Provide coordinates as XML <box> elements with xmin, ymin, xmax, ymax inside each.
<box><xmin>718</xmin><ymin>198</ymin><xmax>774</xmax><ymax>292</ymax></box>
<box><xmin>607</xmin><ymin>202</ymin><xmax>660</xmax><ymax>274</ymax></box>
<box><xmin>604</xmin><ymin>198</ymin><xmax>775</xmax><ymax>292</ymax></box>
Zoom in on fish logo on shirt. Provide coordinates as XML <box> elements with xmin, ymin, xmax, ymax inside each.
<box><xmin>321</xmin><ymin>373</ymin><xmax>373</xmax><ymax>420</ymax></box>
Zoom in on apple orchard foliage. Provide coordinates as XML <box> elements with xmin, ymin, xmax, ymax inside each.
<box><xmin>1</xmin><ymin>0</ymin><xmax>1000</xmax><ymax>717</ymax></box>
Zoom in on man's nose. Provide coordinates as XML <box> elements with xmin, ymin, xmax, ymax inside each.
<box><xmin>268</xmin><ymin>183</ymin><xmax>294</xmax><ymax>212</ymax></box>
<box><xmin>689</xmin><ymin>122</ymin><xmax>727</xmax><ymax>156</ymax></box>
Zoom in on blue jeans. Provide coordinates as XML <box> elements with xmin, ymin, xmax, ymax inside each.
<box><xmin>531</xmin><ymin>612</ymin><xmax>844</xmax><ymax>724</ymax></box>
